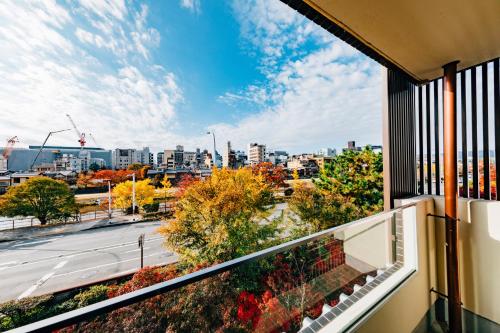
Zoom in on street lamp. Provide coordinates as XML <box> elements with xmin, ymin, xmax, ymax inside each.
<box><xmin>206</xmin><ymin>131</ymin><xmax>217</xmax><ymax>168</ymax></box>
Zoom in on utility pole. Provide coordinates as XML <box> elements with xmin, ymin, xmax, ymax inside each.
<box><xmin>106</xmin><ymin>179</ymin><xmax>112</xmax><ymax>219</ymax></box>
<box><xmin>138</xmin><ymin>233</ymin><xmax>145</xmax><ymax>269</ymax></box>
<box><xmin>132</xmin><ymin>173</ymin><xmax>136</xmax><ymax>220</ymax></box>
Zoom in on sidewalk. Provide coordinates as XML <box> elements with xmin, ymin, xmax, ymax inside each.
<box><xmin>0</xmin><ymin>214</ymin><xmax>145</xmax><ymax>243</ymax></box>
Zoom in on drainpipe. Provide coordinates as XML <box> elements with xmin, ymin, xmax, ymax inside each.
<box><xmin>443</xmin><ymin>61</ymin><xmax>461</xmax><ymax>332</ymax></box>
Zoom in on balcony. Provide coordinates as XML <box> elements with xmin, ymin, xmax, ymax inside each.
<box><xmin>8</xmin><ymin>196</ymin><xmax>500</xmax><ymax>333</ymax></box>
<box><xmin>2</xmin><ymin>0</ymin><xmax>499</xmax><ymax>332</ymax></box>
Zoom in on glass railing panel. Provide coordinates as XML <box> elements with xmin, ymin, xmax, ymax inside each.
<box><xmin>10</xmin><ymin>204</ymin><xmax>415</xmax><ymax>333</ymax></box>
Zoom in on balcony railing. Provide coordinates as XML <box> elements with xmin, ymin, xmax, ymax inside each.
<box><xmin>8</xmin><ymin>203</ymin><xmax>417</xmax><ymax>333</ymax></box>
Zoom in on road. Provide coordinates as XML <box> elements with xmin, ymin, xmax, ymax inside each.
<box><xmin>0</xmin><ymin>221</ymin><xmax>177</xmax><ymax>303</ymax></box>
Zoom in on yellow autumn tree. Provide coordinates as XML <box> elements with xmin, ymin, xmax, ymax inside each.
<box><xmin>161</xmin><ymin>175</ymin><xmax>172</xmax><ymax>194</ymax></box>
<box><xmin>112</xmin><ymin>179</ymin><xmax>155</xmax><ymax>211</ymax></box>
<box><xmin>158</xmin><ymin>167</ymin><xmax>280</xmax><ymax>265</ymax></box>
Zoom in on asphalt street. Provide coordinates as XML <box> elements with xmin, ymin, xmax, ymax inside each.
<box><xmin>0</xmin><ymin>221</ymin><xmax>177</xmax><ymax>302</ymax></box>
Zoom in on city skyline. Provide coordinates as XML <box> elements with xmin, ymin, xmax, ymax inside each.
<box><xmin>0</xmin><ymin>0</ymin><xmax>382</xmax><ymax>155</ymax></box>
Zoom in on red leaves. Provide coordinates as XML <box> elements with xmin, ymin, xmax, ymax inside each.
<box><xmin>92</xmin><ymin>169</ymin><xmax>141</xmax><ymax>184</ymax></box>
<box><xmin>237</xmin><ymin>291</ymin><xmax>262</xmax><ymax>328</ymax></box>
<box><xmin>251</xmin><ymin>162</ymin><xmax>287</xmax><ymax>188</ymax></box>
<box><xmin>108</xmin><ymin>266</ymin><xmax>178</xmax><ymax>298</ymax></box>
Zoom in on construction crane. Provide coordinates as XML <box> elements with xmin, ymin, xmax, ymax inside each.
<box><xmin>2</xmin><ymin>136</ymin><xmax>19</xmax><ymax>159</ymax></box>
<box><xmin>88</xmin><ymin>133</ymin><xmax>99</xmax><ymax>147</ymax></box>
<box><xmin>30</xmin><ymin>129</ymin><xmax>71</xmax><ymax>171</ymax></box>
<box><xmin>66</xmin><ymin>114</ymin><xmax>86</xmax><ymax>150</ymax></box>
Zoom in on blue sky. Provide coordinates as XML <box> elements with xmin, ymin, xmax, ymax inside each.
<box><xmin>0</xmin><ymin>0</ymin><xmax>382</xmax><ymax>154</ymax></box>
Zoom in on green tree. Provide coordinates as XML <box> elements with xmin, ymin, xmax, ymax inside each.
<box><xmin>315</xmin><ymin>147</ymin><xmax>383</xmax><ymax>212</ymax></box>
<box><xmin>0</xmin><ymin>177</ymin><xmax>76</xmax><ymax>225</ymax></box>
<box><xmin>289</xmin><ymin>147</ymin><xmax>382</xmax><ymax>234</ymax></box>
<box><xmin>159</xmin><ymin>168</ymin><xmax>280</xmax><ymax>265</ymax></box>
<box><xmin>88</xmin><ymin>162</ymin><xmax>101</xmax><ymax>172</ymax></box>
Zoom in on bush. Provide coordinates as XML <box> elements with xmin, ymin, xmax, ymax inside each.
<box><xmin>0</xmin><ymin>285</ymin><xmax>109</xmax><ymax>331</ymax></box>
<box><xmin>73</xmin><ymin>285</ymin><xmax>108</xmax><ymax>307</ymax></box>
<box><xmin>143</xmin><ymin>201</ymin><xmax>159</xmax><ymax>213</ymax></box>
<box><xmin>0</xmin><ymin>295</ymin><xmax>56</xmax><ymax>331</ymax></box>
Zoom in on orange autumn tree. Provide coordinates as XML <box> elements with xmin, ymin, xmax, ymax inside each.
<box><xmin>251</xmin><ymin>162</ymin><xmax>287</xmax><ymax>188</ymax></box>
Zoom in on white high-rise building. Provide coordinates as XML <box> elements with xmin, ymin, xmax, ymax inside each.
<box><xmin>248</xmin><ymin>143</ymin><xmax>266</xmax><ymax>165</ymax></box>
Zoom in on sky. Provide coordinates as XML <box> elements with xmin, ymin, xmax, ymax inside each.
<box><xmin>0</xmin><ymin>0</ymin><xmax>382</xmax><ymax>154</ymax></box>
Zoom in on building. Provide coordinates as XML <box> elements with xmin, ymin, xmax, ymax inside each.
<box><xmin>312</xmin><ymin>155</ymin><xmax>335</xmax><ymax>170</ymax></box>
<box><xmin>248</xmin><ymin>143</ymin><xmax>266</xmax><ymax>165</ymax></box>
<box><xmin>318</xmin><ymin>147</ymin><xmax>336</xmax><ymax>157</ymax></box>
<box><xmin>0</xmin><ymin>175</ymin><xmax>10</xmax><ymax>194</ymax></box>
<box><xmin>0</xmin><ymin>156</ymin><xmax>7</xmax><ymax>172</ymax></box>
<box><xmin>223</xmin><ymin>141</ymin><xmax>237</xmax><ymax>169</ymax></box>
<box><xmin>0</xmin><ymin>146</ymin><xmax>112</xmax><ymax>172</ymax></box>
<box><xmin>344</xmin><ymin>140</ymin><xmax>362</xmax><ymax>152</ymax></box>
<box><xmin>235</xmin><ymin>150</ymin><xmax>247</xmax><ymax>167</ymax></box>
<box><xmin>9</xmin><ymin>172</ymin><xmax>41</xmax><ymax>186</ymax></box>
<box><xmin>139</xmin><ymin>147</ymin><xmax>154</xmax><ymax>167</ymax></box>
<box><xmin>183</xmin><ymin>151</ymin><xmax>197</xmax><ymax>167</ymax></box>
<box><xmin>287</xmin><ymin>154</ymin><xmax>319</xmax><ymax>177</ymax></box>
<box><xmin>112</xmin><ymin>149</ymin><xmax>136</xmax><ymax>170</ymax></box>
<box><xmin>34</xmin><ymin>163</ymin><xmax>55</xmax><ymax>172</ymax></box>
<box><xmin>156</xmin><ymin>152</ymin><xmax>164</xmax><ymax>167</ymax></box>
<box><xmin>111</xmin><ymin>147</ymin><xmax>152</xmax><ymax>170</ymax></box>
<box><xmin>268</xmin><ymin>150</ymin><xmax>288</xmax><ymax>165</ymax></box>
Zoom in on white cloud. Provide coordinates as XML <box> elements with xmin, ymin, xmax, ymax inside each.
<box><xmin>0</xmin><ymin>1</ymin><xmax>182</xmax><ymax>153</ymax></box>
<box><xmin>214</xmin><ymin>42</ymin><xmax>382</xmax><ymax>153</ymax></box>
<box><xmin>180</xmin><ymin>0</ymin><xmax>201</xmax><ymax>14</ymax></box>
<box><xmin>76</xmin><ymin>1</ymin><xmax>160</xmax><ymax>60</ymax></box>
<box><xmin>212</xmin><ymin>0</ymin><xmax>382</xmax><ymax>153</ymax></box>
<box><xmin>231</xmin><ymin>0</ymin><xmax>333</xmax><ymax>74</ymax></box>
<box><xmin>78</xmin><ymin>0</ymin><xmax>127</xmax><ymax>21</ymax></box>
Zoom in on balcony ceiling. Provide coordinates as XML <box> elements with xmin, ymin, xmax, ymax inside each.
<box><xmin>302</xmin><ymin>0</ymin><xmax>500</xmax><ymax>82</ymax></box>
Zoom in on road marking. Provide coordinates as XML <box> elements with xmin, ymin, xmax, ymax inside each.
<box><xmin>124</xmin><ymin>247</ymin><xmax>150</xmax><ymax>253</ymax></box>
<box><xmin>0</xmin><ymin>261</ymin><xmax>17</xmax><ymax>266</ymax></box>
<box><xmin>53</xmin><ymin>260</ymin><xmax>68</xmax><ymax>270</ymax></box>
<box><xmin>17</xmin><ymin>272</ymin><xmax>55</xmax><ymax>299</ymax></box>
<box><xmin>1</xmin><ymin>236</ymin><xmax>164</xmax><ymax>270</ymax></box>
<box><xmin>12</xmin><ymin>240</ymin><xmax>47</xmax><ymax>247</ymax></box>
<box><xmin>52</xmin><ymin>253</ymin><xmax>166</xmax><ymax>278</ymax></box>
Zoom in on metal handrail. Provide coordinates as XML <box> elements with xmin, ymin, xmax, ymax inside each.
<box><xmin>8</xmin><ymin>203</ymin><xmax>416</xmax><ymax>333</ymax></box>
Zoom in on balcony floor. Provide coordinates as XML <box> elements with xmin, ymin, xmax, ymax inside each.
<box><xmin>413</xmin><ymin>298</ymin><xmax>500</xmax><ymax>333</ymax></box>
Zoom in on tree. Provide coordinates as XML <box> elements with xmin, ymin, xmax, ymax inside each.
<box><xmin>88</xmin><ymin>162</ymin><xmax>101</xmax><ymax>172</ymax></box>
<box><xmin>127</xmin><ymin>163</ymin><xmax>143</xmax><ymax>171</ymax></box>
<box><xmin>251</xmin><ymin>162</ymin><xmax>287</xmax><ymax>188</ymax></box>
<box><xmin>0</xmin><ymin>177</ymin><xmax>76</xmax><ymax>225</ymax></box>
<box><xmin>112</xmin><ymin>179</ymin><xmax>155</xmax><ymax>211</ymax></box>
<box><xmin>314</xmin><ymin>147</ymin><xmax>383</xmax><ymax>212</ymax></box>
<box><xmin>289</xmin><ymin>147</ymin><xmax>382</xmax><ymax>234</ymax></box>
<box><xmin>161</xmin><ymin>175</ymin><xmax>172</xmax><ymax>191</ymax></box>
<box><xmin>159</xmin><ymin>167</ymin><xmax>280</xmax><ymax>265</ymax></box>
<box><xmin>138</xmin><ymin>165</ymin><xmax>151</xmax><ymax>180</ymax></box>
<box><xmin>76</xmin><ymin>173</ymin><xmax>94</xmax><ymax>189</ymax></box>
<box><xmin>92</xmin><ymin>169</ymin><xmax>134</xmax><ymax>185</ymax></box>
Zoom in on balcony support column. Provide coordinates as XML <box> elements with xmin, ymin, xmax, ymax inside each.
<box><xmin>443</xmin><ymin>61</ymin><xmax>461</xmax><ymax>332</ymax></box>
